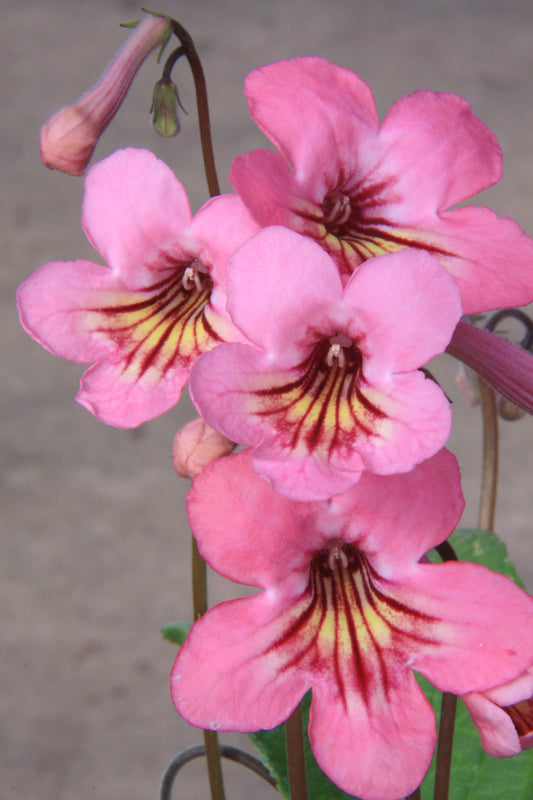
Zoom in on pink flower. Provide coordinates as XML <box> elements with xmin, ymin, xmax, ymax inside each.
<box><xmin>172</xmin><ymin>418</ymin><xmax>235</xmax><ymax>478</ymax></box>
<box><xmin>17</xmin><ymin>148</ymin><xmax>258</xmax><ymax>427</ymax></box>
<box><xmin>448</xmin><ymin>321</ymin><xmax>533</xmax><ymax>415</ymax></box>
<box><xmin>190</xmin><ymin>226</ymin><xmax>462</xmax><ymax>501</ymax></box>
<box><xmin>172</xmin><ymin>449</ymin><xmax>533</xmax><ymax>800</ymax></box>
<box><xmin>463</xmin><ymin>668</ymin><xmax>533</xmax><ymax>757</ymax></box>
<box><xmin>40</xmin><ymin>14</ymin><xmax>171</xmax><ymax>176</ymax></box>
<box><xmin>230</xmin><ymin>57</ymin><xmax>533</xmax><ymax>314</ymax></box>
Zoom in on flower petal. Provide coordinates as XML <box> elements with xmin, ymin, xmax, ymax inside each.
<box><xmin>377</xmin><ymin>90</ymin><xmax>502</xmax><ymax>214</ymax></box>
<box><xmin>244</xmin><ymin>57</ymin><xmax>379</xmax><ymax>189</ymax></box>
<box><xmin>171</xmin><ymin>592</ymin><xmax>309</xmax><ymax>732</ymax></box>
<box><xmin>226</xmin><ymin>227</ymin><xmax>343</xmax><ymax>361</ymax></box>
<box><xmin>344</xmin><ymin>249</ymin><xmax>462</xmax><ymax>374</ymax></box>
<box><xmin>399</xmin><ymin>563</ymin><xmax>533</xmax><ymax>694</ymax></box>
<box><xmin>186</xmin><ymin>450</ymin><xmax>322</xmax><ymax>589</ymax></box>
<box><xmin>309</xmin><ymin>670</ymin><xmax>436</xmax><ymax>800</ymax></box>
<box><xmin>81</xmin><ymin>148</ymin><xmax>194</xmax><ymax>288</ymax></box>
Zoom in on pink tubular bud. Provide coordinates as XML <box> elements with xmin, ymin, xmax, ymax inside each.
<box><xmin>40</xmin><ymin>14</ymin><xmax>172</xmax><ymax>176</ymax></box>
<box><xmin>447</xmin><ymin>320</ymin><xmax>533</xmax><ymax>415</ymax></box>
<box><xmin>172</xmin><ymin>419</ymin><xmax>235</xmax><ymax>479</ymax></box>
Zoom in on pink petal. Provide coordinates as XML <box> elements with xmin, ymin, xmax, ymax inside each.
<box><xmin>331</xmin><ymin>448</ymin><xmax>464</xmax><ymax>575</ymax></box>
<box><xmin>447</xmin><ymin>321</ymin><xmax>533</xmax><ymax>415</ymax></box>
<box><xmin>186</xmin><ymin>450</ymin><xmax>322</xmax><ymax>589</ymax></box>
<box><xmin>399</xmin><ymin>563</ymin><xmax>533</xmax><ymax>694</ymax></box>
<box><xmin>343</xmin><ymin>249</ymin><xmax>462</xmax><ymax>374</ymax></box>
<box><xmin>226</xmin><ymin>227</ymin><xmax>343</xmax><ymax>362</ymax></box>
<box><xmin>309</xmin><ymin>670</ymin><xmax>436</xmax><ymax>800</ymax></box>
<box><xmin>378</xmin><ymin>90</ymin><xmax>502</xmax><ymax>214</ymax></box>
<box><xmin>230</xmin><ymin>150</ymin><xmax>320</xmax><ymax>228</ymax></box>
<box><xmin>462</xmin><ymin>693</ymin><xmax>522</xmax><ymax>757</ymax></box>
<box><xmin>76</xmin><ymin>356</ymin><xmax>189</xmax><ymax>428</ymax></box>
<box><xmin>410</xmin><ymin>206</ymin><xmax>533</xmax><ymax>314</ymax></box>
<box><xmin>16</xmin><ymin>259</ymin><xmax>115</xmax><ymax>363</ymax></box>
<box><xmin>171</xmin><ymin>592</ymin><xmax>309</xmax><ymax>732</ymax></box>
<box><xmin>244</xmin><ymin>57</ymin><xmax>379</xmax><ymax>190</ymax></box>
<box><xmin>352</xmin><ymin>371</ymin><xmax>452</xmax><ymax>475</ymax></box>
<box><xmin>81</xmin><ymin>148</ymin><xmax>194</xmax><ymax>288</ymax></box>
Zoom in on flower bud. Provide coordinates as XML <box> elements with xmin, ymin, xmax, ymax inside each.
<box><xmin>172</xmin><ymin>418</ymin><xmax>235</xmax><ymax>479</ymax></box>
<box><xmin>40</xmin><ymin>14</ymin><xmax>172</xmax><ymax>176</ymax></box>
<box><xmin>150</xmin><ymin>78</ymin><xmax>182</xmax><ymax>137</ymax></box>
<box><xmin>497</xmin><ymin>396</ymin><xmax>526</xmax><ymax>422</ymax></box>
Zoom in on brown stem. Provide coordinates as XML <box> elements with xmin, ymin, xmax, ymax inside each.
<box><xmin>191</xmin><ymin>537</ymin><xmax>226</xmax><ymax>800</ymax></box>
<box><xmin>433</xmin><ymin>692</ymin><xmax>457</xmax><ymax>800</ymax></box>
<box><xmin>286</xmin><ymin>703</ymin><xmax>308</xmax><ymax>800</ymax></box>
<box><xmin>405</xmin><ymin>789</ymin><xmax>422</xmax><ymax>800</ymax></box>
<box><xmin>477</xmin><ymin>377</ymin><xmax>499</xmax><ymax>531</ymax></box>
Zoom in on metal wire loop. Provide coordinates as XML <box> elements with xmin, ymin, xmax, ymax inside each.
<box><xmin>159</xmin><ymin>744</ymin><xmax>278</xmax><ymax>799</ymax></box>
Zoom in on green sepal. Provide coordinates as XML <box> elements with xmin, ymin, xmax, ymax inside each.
<box><xmin>160</xmin><ymin>621</ymin><xmax>192</xmax><ymax>647</ymax></box>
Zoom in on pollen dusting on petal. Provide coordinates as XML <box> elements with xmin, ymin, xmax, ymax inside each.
<box><xmin>85</xmin><ymin>260</ymin><xmax>220</xmax><ymax>383</ymax></box>
<box><xmin>267</xmin><ymin>543</ymin><xmax>439</xmax><ymax>710</ymax></box>
<box><xmin>247</xmin><ymin>336</ymin><xmax>387</xmax><ymax>458</ymax></box>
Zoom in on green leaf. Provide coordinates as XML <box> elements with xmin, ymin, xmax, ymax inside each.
<box><xmin>160</xmin><ymin>621</ymin><xmax>192</xmax><ymax>647</ymax></box>
<box><xmin>248</xmin><ymin>529</ymin><xmax>533</xmax><ymax>799</ymax></box>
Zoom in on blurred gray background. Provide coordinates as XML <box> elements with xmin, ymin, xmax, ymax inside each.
<box><xmin>2</xmin><ymin>0</ymin><xmax>533</xmax><ymax>798</ymax></box>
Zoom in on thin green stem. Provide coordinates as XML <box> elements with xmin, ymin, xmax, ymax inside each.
<box><xmin>286</xmin><ymin>703</ymin><xmax>308</xmax><ymax>800</ymax></box>
<box><xmin>433</xmin><ymin>692</ymin><xmax>457</xmax><ymax>800</ymax></box>
<box><xmin>477</xmin><ymin>377</ymin><xmax>499</xmax><ymax>531</ymax></box>
<box><xmin>191</xmin><ymin>537</ymin><xmax>226</xmax><ymax>800</ymax></box>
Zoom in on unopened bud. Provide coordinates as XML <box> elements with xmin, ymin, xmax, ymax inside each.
<box><xmin>40</xmin><ymin>14</ymin><xmax>172</xmax><ymax>176</ymax></box>
<box><xmin>172</xmin><ymin>418</ymin><xmax>235</xmax><ymax>479</ymax></box>
<box><xmin>151</xmin><ymin>78</ymin><xmax>183</xmax><ymax>137</ymax></box>
<box><xmin>497</xmin><ymin>396</ymin><xmax>526</xmax><ymax>422</ymax></box>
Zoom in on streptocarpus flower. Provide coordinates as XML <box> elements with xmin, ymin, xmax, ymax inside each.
<box><xmin>40</xmin><ymin>14</ymin><xmax>172</xmax><ymax>176</ymax></box>
<box><xmin>172</xmin><ymin>449</ymin><xmax>533</xmax><ymax>800</ymax></box>
<box><xmin>230</xmin><ymin>57</ymin><xmax>533</xmax><ymax>313</ymax></box>
<box><xmin>190</xmin><ymin>226</ymin><xmax>462</xmax><ymax>501</ymax></box>
<box><xmin>17</xmin><ymin>148</ymin><xmax>258</xmax><ymax>427</ymax></box>
<box><xmin>172</xmin><ymin>418</ymin><xmax>235</xmax><ymax>479</ymax></box>
<box><xmin>462</xmin><ymin>667</ymin><xmax>533</xmax><ymax>757</ymax></box>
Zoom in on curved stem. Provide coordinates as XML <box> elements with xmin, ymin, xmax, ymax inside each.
<box><xmin>477</xmin><ymin>377</ymin><xmax>499</xmax><ymax>531</ymax></box>
<box><xmin>286</xmin><ymin>703</ymin><xmax>308</xmax><ymax>800</ymax></box>
<box><xmin>144</xmin><ymin>10</ymin><xmax>220</xmax><ymax>196</ymax></box>
<box><xmin>159</xmin><ymin>744</ymin><xmax>278</xmax><ymax>799</ymax></box>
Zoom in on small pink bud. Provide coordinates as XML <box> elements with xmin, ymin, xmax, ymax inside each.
<box><xmin>40</xmin><ymin>14</ymin><xmax>171</xmax><ymax>176</ymax></box>
<box><xmin>172</xmin><ymin>419</ymin><xmax>235</xmax><ymax>479</ymax></box>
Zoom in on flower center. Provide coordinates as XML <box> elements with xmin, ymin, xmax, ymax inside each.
<box><xmin>270</xmin><ymin>542</ymin><xmax>437</xmax><ymax>708</ymax></box>
<box><xmin>181</xmin><ymin>258</ymin><xmax>210</xmax><ymax>292</ymax></box>
<box><xmin>252</xmin><ymin>333</ymin><xmax>384</xmax><ymax>455</ymax></box>
<box><xmin>90</xmin><ymin>257</ymin><xmax>220</xmax><ymax>380</ymax></box>
<box><xmin>323</xmin><ymin>193</ymin><xmax>352</xmax><ymax>234</ymax></box>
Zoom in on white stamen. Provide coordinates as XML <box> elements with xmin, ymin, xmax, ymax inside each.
<box><xmin>326</xmin><ymin>332</ymin><xmax>353</xmax><ymax>369</ymax></box>
<box><xmin>324</xmin><ymin>194</ymin><xmax>351</xmax><ymax>227</ymax></box>
<box><xmin>328</xmin><ymin>546</ymin><xmax>349</xmax><ymax>571</ymax></box>
<box><xmin>181</xmin><ymin>267</ymin><xmax>196</xmax><ymax>291</ymax></box>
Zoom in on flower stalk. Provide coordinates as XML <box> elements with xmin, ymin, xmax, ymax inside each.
<box><xmin>286</xmin><ymin>704</ymin><xmax>308</xmax><ymax>800</ymax></box>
